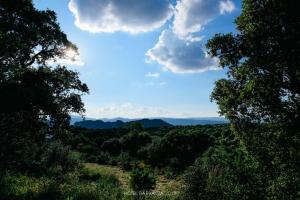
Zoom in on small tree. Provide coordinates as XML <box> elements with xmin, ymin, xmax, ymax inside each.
<box><xmin>130</xmin><ymin>166</ymin><xmax>156</xmax><ymax>199</ymax></box>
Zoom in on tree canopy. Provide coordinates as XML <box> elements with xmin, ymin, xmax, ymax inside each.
<box><xmin>0</xmin><ymin>0</ymin><xmax>88</xmax><ymax>132</ymax></box>
<box><xmin>206</xmin><ymin>0</ymin><xmax>299</xmax><ymax>198</ymax></box>
<box><xmin>0</xmin><ymin>0</ymin><xmax>88</xmax><ymax>170</ymax></box>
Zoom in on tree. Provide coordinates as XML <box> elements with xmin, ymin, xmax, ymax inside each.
<box><xmin>120</xmin><ymin>131</ymin><xmax>152</xmax><ymax>156</ymax></box>
<box><xmin>206</xmin><ymin>0</ymin><xmax>299</xmax><ymax>198</ymax></box>
<box><xmin>0</xmin><ymin>0</ymin><xmax>88</xmax><ymax>171</ymax></box>
<box><xmin>130</xmin><ymin>166</ymin><xmax>156</xmax><ymax>199</ymax></box>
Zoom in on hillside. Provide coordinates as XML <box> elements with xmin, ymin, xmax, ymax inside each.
<box><xmin>74</xmin><ymin>118</ymin><xmax>172</xmax><ymax>129</ymax></box>
<box><xmin>71</xmin><ymin>116</ymin><xmax>228</xmax><ymax>126</ymax></box>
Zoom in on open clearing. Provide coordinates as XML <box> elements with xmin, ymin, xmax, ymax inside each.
<box><xmin>84</xmin><ymin>163</ymin><xmax>183</xmax><ymax>195</ymax></box>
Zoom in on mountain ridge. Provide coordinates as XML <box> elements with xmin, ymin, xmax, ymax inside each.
<box><xmin>71</xmin><ymin>116</ymin><xmax>228</xmax><ymax>127</ymax></box>
<box><xmin>73</xmin><ymin>118</ymin><xmax>172</xmax><ymax>129</ymax></box>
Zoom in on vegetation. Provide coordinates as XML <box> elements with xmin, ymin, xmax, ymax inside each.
<box><xmin>0</xmin><ymin>0</ymin><xmax>299</xmax><ymax>199</ymax></box>
<box><xmin>182</xmin><ymin>0</ymin><xmax>300</xmax><ymax>199</ymax></box>
<box><xmin>69</xmin><ymin>125</ymin><xmax>222</xmax><ymax>175</ymax></box>
<box><xmin>130</xmin><ymin>165</ymin><xmax>156</xmax><ymax>197</ymax></box>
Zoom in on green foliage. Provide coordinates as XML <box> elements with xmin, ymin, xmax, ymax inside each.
<box><xmin>130</xmin><ymin>166</ymin><xmax>156</xmax><ymax>193</ymax></box>
<box><xmin>120</xmin><ymin>131</ymin><xmax>152</xmax><ymax>156</ymax></box>
<box><xmin>205</xmin><ymin>0</ymin><xmax>300</xmax><ymax>199</ymax></box>
<box><xmin>183</xmin><ymin>145</ymin><xmax>265</xmax><ymax>200</ymax></box>
<box><xmin>0</xmin><ymin>0</ymin><xmax>88</xmax><ymax>173</ymax></box>
<box><xmin>38</xmin><ymin>141</ymin><xmax>82</xmax><ymax>177</ymax></box>
<box><xmin>0</xmin><ymin>172</ymin><xmax>50</xmax><ymax>200</ymax></box>
<box><xmin>118</xmin><ymin>152</ymin><xmax>134</xmax><ymax>170</ymax></box>
<box><xmin>102</xmin><ymin>137</ymin><xmax>122</xmax><ymax>156</ymax></box>
<box><xmin>0</xmin><ymin>0</ymin><xmax>88</xmax><ymax>130</ymax></box>
<box><xmin>0</xmin><ymin>112</ymin><xmax>48</xmax><ymax>172</ymax></box>
<box><xmin>0</xmin><ymin>169</ymin><xmax>123</xmax><ymax>200</ymax></box>
<box><xmin>69</xmin><ymin>125</ymin><xmax>224</xmax><ymax>174</ymax></box>
<box><xmin>146</xmin><ymin>128</ymin><xmax>213</xmax><ymax>172</ymax></box>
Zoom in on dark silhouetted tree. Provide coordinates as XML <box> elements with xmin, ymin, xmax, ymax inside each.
<box><xmin>0</xmin><ymin>0</ymin><xmax>88</xmax><ymax>171</ymax></box>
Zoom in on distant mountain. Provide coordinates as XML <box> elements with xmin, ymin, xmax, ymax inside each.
<box><xmin>160</xmin><ymin>117</ymin><xmax>228</xmax><ymax>126</ymax></box>
<box><xmin>70</xmin><ymin>115</ymin><xmax>97</xmax><ymax>125</ymax></box>
<box><xmin>126</xmin><ymin>119</ymin><xmax>172</xmax><ymax>128</ymax></box>
<box><xmin>74</xmin><ymin>120</ymin><xmax>125</xmax><ymax>129</ymax></box>
<box><xmin>71</xmin><ymin>116</ymin><xmax>228</xmax><ymax>127</ymax></box>
<box><xmin>73</xmin><ymin>118</ymin><xmax>172</xmax><ymax>129</ymax></box>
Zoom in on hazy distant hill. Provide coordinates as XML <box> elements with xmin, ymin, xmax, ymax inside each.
<box><xmin>74</xmin><ymin>118</ymin><xmax>172</xmax><ymax>129</ymax></box>
<box><xmin>126</xmin><ymin>119</ymin><xmax>172</xmax><ymax>128</ymax></box>
<box><xmin>160</xmin><ymin>117</ymin><xmax>228</xmax><ymax>126</ymax></box>
<box><xmin>71</xmin><ymin>116</ymin><xmax>228</xmax><ymax>126</ymax></box>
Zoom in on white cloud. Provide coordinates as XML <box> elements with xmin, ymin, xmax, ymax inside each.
<box><xmin>219</xmin><ymin>0</ymin><xmax>235</xmax><ymax>14</ymax></box>
<box><xmin>145</xmin><ymin>72</ymin><xmax>160</xmax><ymax>78</ymax></box>
<box><xmin>173</xmin><ymin>0</ymin><xmax>235</xmax><ymax>40</ymax></box>
<box><xmin>146</xmin><ymin>30</ymin><xmax>219</xmax><ymax>73</ymax></box>
<box><xmin>68</xmin><ymin>0</ymin><xmax>173</xmax><ymax>34</ymax></box>
<box><xmin>85</xmin><ymin>103</ymin><xmax>218</xmax><ymax>118</ymax></box>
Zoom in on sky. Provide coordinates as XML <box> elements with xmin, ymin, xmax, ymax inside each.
<box><xmin>33</xmin><ymin>0</ymin><xmax>241</xmax><ymax>119</ymax></box>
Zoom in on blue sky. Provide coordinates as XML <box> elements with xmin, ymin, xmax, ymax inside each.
<box><xmin>33</xmin><ymin>0</ymin><xmax>241</xmax><ymax>118</ymax></box>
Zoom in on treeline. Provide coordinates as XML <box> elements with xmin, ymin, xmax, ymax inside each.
<box><xmin>69</xmin><ymin>125</ymin><xmax>230</xmax><ymax>175</ymax></box>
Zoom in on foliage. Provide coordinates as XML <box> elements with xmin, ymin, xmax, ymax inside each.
<box><xmin>146</xmin><ymin>129</ymin><xmax>213</xmax><ymax>172</ymax></box>
<box><xmin>120</xmin><ymin>131</ymin><xmax>152</xmax><ymax>156</ymax></box>
<box><xmin>38</xmin><ymin>141</ymin><xmax>82</xmax><ymax>177</ymax></box>
<box><xmin>182</xmin><ymin>145</ymin><xmax>265</xmax><ymax>200</ymax></box>
<box><xmin>0</xmin><ymin>172</ymin><xmax>50</xmax><ymax>200</ymax></box>
<box><xmin>0</xmin><ymin>169</ymin><xmax>123</xmax><ymax>200</ymax></box>
<box><xmin>202</xmin><ymin>0</ymin><xmax>300</xmax><ymax>198</ymax></box>
<box><xmin>69</xmin><ymin>125</ymin><xmax>225</xmax><ymax>174</ymax></box>
<box><xmin>0</xmin><ymin>0</ymin><xmax>88</xmax><ymax>172</ymax></box>
<box><xmin>130</xmin><ymin>166</ymin><xmax>156</xmax><ymax>193</ymax></box>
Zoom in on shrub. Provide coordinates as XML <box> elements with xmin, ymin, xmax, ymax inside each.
<box><xmin>69</xmin><ymin>180</ymin><xmax>123</xmax><ymax>200</ymax></box>
<box><xmin>118</xmin><ymin>152</ymin><xmax>134</xmax><ymax>170</ymax></box>
<box><xmin>130</xmin><ymin>166</ymin><xmax>156</xmax><ymax>193</ymax></box>
<box><xmin>96</xmin><ymin>152</ymin><xmax>111</xmax><ymax>165</ymax></box>
<box><xmin>182</xmin><ymin>146</ymin><xmax>265</xmax><ymax>200</ymax></box>
<box><xmin>101</xmin><ymin>138</ymin><xmax>122</xmax><ymax>156</ymax></box>
<box><xmin>0</xmin><ymin>169</ymin><xmax>123</xmax><ymax>200</ymax></box>
<box><xmin>39</xmin><ymin>141</ymin><xmax>82</xmax><ymax>178</ymax></box>
<box><xmin>0</xmin><ymin>172</ymin><xmax>50</xmax><ymax>200</ymax></box>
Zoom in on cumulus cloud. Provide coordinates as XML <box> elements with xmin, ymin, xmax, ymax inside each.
<box><xmin>146</xmin><ymin>30</ymin><xmax>218</xmax><ymax>73</ymax></box>
<box><xmin>68</xmin><ymin>0</ymin><xmax>173</xmax><ymax>34</ymax></box>
<box><xmin>173</xmin><ymin>0</ymin><xmax>235</xmax><ymax>40</ymax></box>
<box><xmin>145</xmin><ymin>72</ymin><xmax>160</xmax><ymax>78</ymax></box>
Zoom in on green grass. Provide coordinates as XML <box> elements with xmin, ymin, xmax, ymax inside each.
<box><xmin>0</xmin><ymin>164</ymin><xmax>182</xmax><ymax>200</ymax></box>
<box><xmin>84</xmin><ymin>163</ymin><xmax>183</xmax><ymax>200</ymax></box>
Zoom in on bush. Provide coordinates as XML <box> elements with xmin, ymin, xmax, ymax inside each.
<box><xmin>68</xmin><ymin>179</ymin><xmax>123</xmax><ymax>200</ymax></box>
<box><xmin>120</xmin><ymin>132</ymin><xmax>152</xmax><ymax>156</ymax></box>
<box><xmin>118</xmin><ymin>152</ymin><xmax>134</xmax><ymax>170</ymax></box>
<box><xmin>95</xmin><ymin>152</ymin><xmax>111</xmax><ymax>165</ymax></box>
<box><xmin>130</xmin><ymin>166</ymin><xmax>156</xmax><ymax>193</ymax></box>
<box><xmin>0</xmin><ymin>169</ymin><xmax>123</xmax><ymax>200</ymax></box>
<box><xmin>101</xmin><ymin>138</ymin><xmax>122</xmax><ymax>156</ymax></box>
<box><xmin>182</xmin><ymin>146</ymin><xmax>265</xmax><ymax>200</ymax></box>
<box><xmin>0</xmin><ymin>172</ymin><xmax>50</xmax><ymax>200</ymax></box>
<box><xmin>39</xmin><ymin>141</ymin><xmax>82</xmax><ymax>178</ymax></box>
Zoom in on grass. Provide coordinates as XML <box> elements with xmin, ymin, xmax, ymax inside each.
<box><xmin>84</xmin><ymin>163</ymin><xmax>131</xmax><ymax>190</ymax></box>
<box><xmin>84</xmin><ymin>163</ymin><xmax>183</xmax><ymax>199</ymax></box>
<box><xmin>0</xmin><ymin>164</ymin><xmax>182</xmax><ymax>200</ymax></box>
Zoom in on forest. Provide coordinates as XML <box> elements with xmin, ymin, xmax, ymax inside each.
<box><xmin>0</xmin><ymin>0</ymin><xmax>299</xmax><ymax>199</ymax></box>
